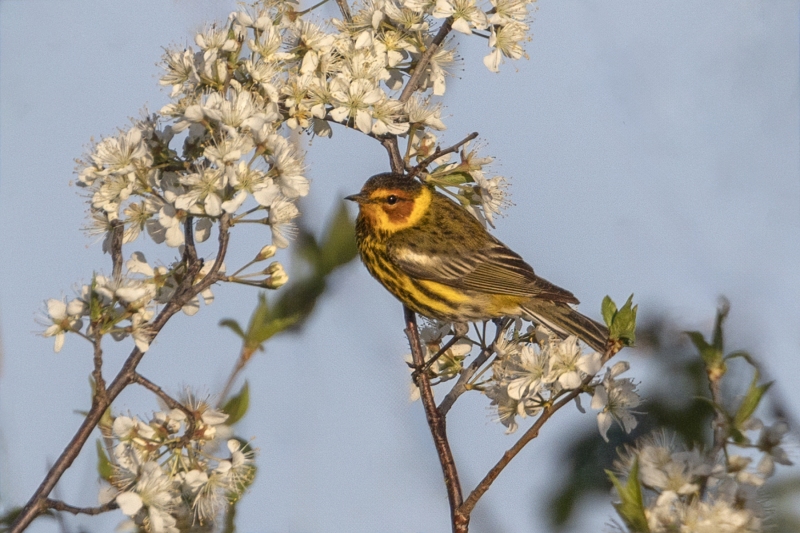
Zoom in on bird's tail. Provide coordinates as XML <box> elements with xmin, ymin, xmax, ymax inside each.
<box><xmin>521</xmin><ymin>301</ymin><xmax>608</xmax><ymax>353</ymax></box>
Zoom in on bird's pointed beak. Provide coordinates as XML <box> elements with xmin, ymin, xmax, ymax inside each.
<box><xmin>345</xmin><ymin>193</ymin><xmax>367</xmax><ymax>203</ymax></box>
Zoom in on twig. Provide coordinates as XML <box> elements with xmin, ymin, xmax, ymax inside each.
<box><xmin>217</xmin><ymin>347</ymin><xmax>253</xmax><ymax>407</ymax></box>
<box><xmin>10</xmin><ymin>217</ymin><xmax>231</xmax><ymax>533</ymax></box>
<box><xmin>399</xmin><ymin>17</ymin><xmax>453</xmax><ymax>103</ymax></box>
<box><xmin>183</xmin><ymin>215</ymin><xmax>198</xmax><ymax>264</ymax></box>
<box><xmin>458</xmin><ymin>342</ymin><xmax>621</xmax><ymax>517</ymax></box>
<box><xmin>334</xmin><ymin>0</ymin><xmax>352</xmax><ymax>22</ymax></box>
<box><xmin>404</xmin><ymin>307</ymin><xmax>467</xmax><ymax>533</ymax></box>
<box><xmin>412</xmin><ymin>333</ymin><xmax>464</xmax><ymax>382</ymax></box>
<box><xmin>408</xmin><ymin>132</ymin><xmax>479</xmax><ymax>179</ymax></box>
<box><xmin>708</xmin><ymin>375</ymin><xmax>728</xmax><ymax>458</ymax></box>
<box><xmin>132</xmin><ymin>372</ymin><xmax>198</xmax><ymax>448</ymax></box>
<box><xmin>439</xmin><ymin>322</ymin><xmax>506</xmax><ymax>416</ymax></box>
<box><xmin>132</xmin><ymin>373</ymin><xmax>192</xmax><ymax>417</ymax></box>
<box><xmin>44</xmin><ymin>499</ymin><xmax>118</xmax><ymax>517</ymax></box>
<box><xmin>382</xmin><ymin>137</ymin><xmax>404</xmax><ymax>174</ymax></box>
<box><xmin>91</xmin><ymin>336</ymin><xmax>106</xmax><ymax>403</ymax></box>
<box><xmin>109</xmin><ymin>220</ymin><xmax>124</xmax><ymax>281</ymax></box>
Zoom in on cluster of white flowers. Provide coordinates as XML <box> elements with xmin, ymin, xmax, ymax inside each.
<box><xmin>53</xmin><ymin>0</ymin><xmax>539</xmax><ymax>353</ymax></box>
<box><xmin>407</xmin><ymin>321</ymin><xmax>473</xmax><ymax>400</ymax></box>
<box><xmin>425</xmin><ymin>142</ymin><xmax>511</xmax><ymax>227</ymax></box>
<box><xmin>101</xmin><ymin>398</ymin><xmax>254</xmax><ymax>533</ymax></box>
<box><xmin>41</xmin><ymin>252</ymin><xmax>224</xmax><ymax>353</ymax></box>
<box><xmin>612</xmin><ymin>423</ymin><xmax>794</xmax><ymax>533</ymax></box>
<box><xmin>412</xmin><ymin>320</ymin><xmax>640</xmax><ymax>438</ymax></box>
<box><xmin>486</xmin><ymin>325</ymin><xmax>637</xmax><ymax>435</ymax></box>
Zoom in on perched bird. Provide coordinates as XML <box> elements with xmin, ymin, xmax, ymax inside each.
<box><xmin>345</xmin><ymin>173</ymin><xmax>608</xmax><ymax>353</ymax></box>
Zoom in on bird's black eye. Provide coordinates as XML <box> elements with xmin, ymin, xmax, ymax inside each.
<box><xmin>386</xmin><ymin>195</ymin><xmax>398</xmax><ymax>205</ymax></box>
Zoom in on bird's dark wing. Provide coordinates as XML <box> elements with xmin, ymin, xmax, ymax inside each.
<box><xmin>387</xmin><ymin>236</ymin><xmax>579</xmax><ymax>304</ymax></box>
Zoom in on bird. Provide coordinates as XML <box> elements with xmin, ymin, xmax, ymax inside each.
<box><xmin>345</xmin><ymin>172</ymin><xmax>608</xmax><ymax>353</ymax></box>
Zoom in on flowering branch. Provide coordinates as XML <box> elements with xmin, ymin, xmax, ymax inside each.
<box><xmin>438</xmin><ymin>321</ymin><xmax>506</xmax><ymax>416</ymax></box>
<box><xmin>408</xmin><ymin>131</ymin><xmax>479</xmax><ymax>178</ymax></box>
<box><xmin>459</xmin><ymin>342</ymin><xmax>622</xmax><ymax>517</ymax></box>
<box><xmin>11</xmin><ymin>220</ymin><xmax>230</xmax><ymax>533</ymax></box>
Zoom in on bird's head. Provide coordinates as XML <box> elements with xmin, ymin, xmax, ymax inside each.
<box><xmin>345</xmin><ymin>173</ymin><xmax>432</xmax><ymax>233</ymax></box>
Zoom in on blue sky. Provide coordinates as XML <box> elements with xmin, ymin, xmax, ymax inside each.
<box><xmin>1</xmin><ymin>1</ymin><xmax>798</xmax><ymax>532</ymax></box>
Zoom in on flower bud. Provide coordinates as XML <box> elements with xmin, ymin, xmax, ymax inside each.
<box><xmin>255</xmin><ymin>244</ymin><xmax>277</xmax><ymax>261</ymax></box>
<box><xmin>266</xmin><ymin>272</ymin><xmax>289</xmax><ymax>289</ymax></box>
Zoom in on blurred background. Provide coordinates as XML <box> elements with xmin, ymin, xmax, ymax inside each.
<box><xmin>1</xmin><ymin>1</ymin><xmax>798</xmax><ymax>532</ymax></box>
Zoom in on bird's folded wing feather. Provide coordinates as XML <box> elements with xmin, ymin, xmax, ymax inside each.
<box><xmin>388</xmin><ymin>239</ymin><xmax>579</xmax><ymax>304</ymax></box>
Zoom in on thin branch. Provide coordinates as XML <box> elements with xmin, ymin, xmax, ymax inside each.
<box><xmin>458</xmin><ymin>342</ymin><xmax>622</xmax><ymax>517</ymax></box>
<box><xmin>439</xmin><ymin>321</ymin><xmax>506</xmax><ymax>416</ymax></box>
<box><xmin>382</xmin><ymin>137</ymin><xmax>404</xmax><ymax>173</ymax></box>
<box><xmin>334</xmin><ymin>0</ymin><xmax>352</xmax><ymax>22</ymax></box>
<box><xmin>91</xmin><ymin>336</ymin><xmax>106</xmax><ymax>403</ymax></box>
<box><xmin>707</xmin><ymin>373</ymin><xmax>728</xmax><ymax>465</ymax></box>
<box><xmin>183</xmin><ymin>215</ymin><xmax>198</xmax><ymax>264</ymax></box>
<box><xmin>132</xmin><ymin>372</ymin><xmax>198</xmax><ymax>448</ymax></box>
<box><xmin>10</xmin><ymin>218</ymin><xmax>231</xmax><ymax>533</ymax></box>
<box><xmin>132</xmin><ymin>373</ymin><xmax>192</xmax><ymax>417</ymax></box>
<box><xmin>399</xmin><ymin>17</ymin><xmax>453</xmax><ymax>103</ymax></box>
<box><xmin>217</xmin><ymin>347</ymin><xmax>254</xmax><ymax>407</ymax></box>
<box><xmin>109</xmin><ymin>220</ymin><xmax>124</xmax><ymax>281</ymax></box>
<box><xmin>404</xmin><ymin>307</ymin><xmax>467</xmax><ymax>533</ymax></box>
<box><xmin>44</xmin><ymin>500</ymin><xmax>118</xmax><ymax>517</ymax></box>
<box><xmin>413</xmin><ymin>333</ymin><xmax>464</xmax><ymax>382</ymax></box>
<box><xmin>408</xmin><ymin>132</ymin><xmax>479</xmax><ymax>179</ymax></box>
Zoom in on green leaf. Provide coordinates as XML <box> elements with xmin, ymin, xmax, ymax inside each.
<box><xmin>317</xmin><ymin>200</ymin><xmax>358</xmax><ymax>276</ymax></box>
<box><xmin>685</xmin><ymin>303</ymin><xmax>731</xmax><ymax>377</ymax></box>
<box><xmin>602</xmin><ymin>295</ymin><xmax>617</xmax><ymax>328</ymax></box>
<box><xmin>0</xmin><ymin>507</ymin><xmax>23</xmax><ymax>531</ymax></box>
<box><xmin>607</xmin><ymin>458</ymin><xmax>650</xmax><ymax>533</ymax></box>
<box><xmin>232</xmin><ymin>293</ymin><xmax>300</xmax><ymax>354</ymax></box>
<box><xmin>96</xmin><ymin>440</ymin><xmax>113</xmax><ymax>482</ymax></box>
<box><xmin>219</xmin><ymin>319</ymin><xmax>246</xmax><ymax>339</ymax></box>
<box><xmin>733</xmin><ymin>375</ymin><xmax>773</xmax><ymax>428</ymax></box>
<box><xmin>606</xmin><ymin>294</ymin><xmax>637</xmax><ymax>346</ymax></box>
<box><xmin>712</xmin><ymin>299</ymin><xmax>730</xmax><ymax>353</ymax></box>
<box><xmin>222</xmin><ymin>382</ymin><xmax>250</xmax><ymax>425</ymax></box>
<box><xmin>222</xmin><ymin>498</ymin><xmax>238</xmax><ymax>533</ymax></box>
<box><xmin>429</xmin><ymin>170</ymin><xmax>472</xmax><ymax>185</ymax></box>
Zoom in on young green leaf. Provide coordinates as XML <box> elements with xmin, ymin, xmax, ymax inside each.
<box><xmin>602</xmin><ymin>295</ymin><xmax>617</xmax><ymax>328</ymax></box>
<box><xmin>607</xmin><ymin>458</ymin><xmax>649</xmax><ymax>533</ymax></box>
<box><xmin>96</xmin><ymin>440</ymin><xmax>113</xmax><ymax>482</ymax></box>
<box><xmin>222</xmin><ymin>382</ymin><xmax>250</xmax><ymax>425</ymax></box>
<box><xmin>733</xmin><ymin>375</ymin><xmax>773</xmax><ymax>429</ymax></box>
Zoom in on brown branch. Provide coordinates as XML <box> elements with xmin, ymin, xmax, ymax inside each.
<box><xmin>404</xmin><ymin>307</ymin><xmax>467</xmax><ymax>533</ymax></box>
<box><xmin>334</xmin><ymin>0</ymin><xmax>352</xmax><ymax>22</ymax></box>
<box><xmin>458</xmin><ymin>342</ymin><xmax>622</xmax><ymax>517</ymax></box>
<box><xmin>10</xmin><ymin>217</ymin><xmax>231</xmax><ymax>533</ymax></box>
<box><xmin>408</xmin><ymin>131</ymin><xmax>479</xmax><ymax>179</ymax></box>
<box><xmin>399</xmin><ymin>18</ymin><xmax>453</xmax><ymax>104</ymax></box>
<box><xmin>110</xmin><ymin>220</ymin><xmax>124</xmax><ymax>281</ymax></box>
<box><xmin>132</xmin><ymin>373</ymin><xmax>198</xmax><ymax>448</ymax></box>
<box><xmin>382</xmin><ymin>137</ymin><xmax>404</xmax><ymax>173</ymax></box>
<box><xmin>44</xmin><ymin>499</ymin><xmax>118</xmax><ymax>516</ymax></box>
<box><xmin>132</xmin><ymin>373</ymin><xmax>189</xmax><ymax>414</ymax></box>
<box><xmin>91</xmin><ymin>336</ymin><xmax>107</xmax><ymax>404</ymax></box>
<box><xmin>183</xmin><ymin>215</ymin><xmax>198</xmax><ymax>264</ymax></box>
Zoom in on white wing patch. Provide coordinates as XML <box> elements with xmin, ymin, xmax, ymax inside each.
<box><xmin>394</xmin><ymin>248</ymin><xmax>444</xmax><ymax>269</ymax></box>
